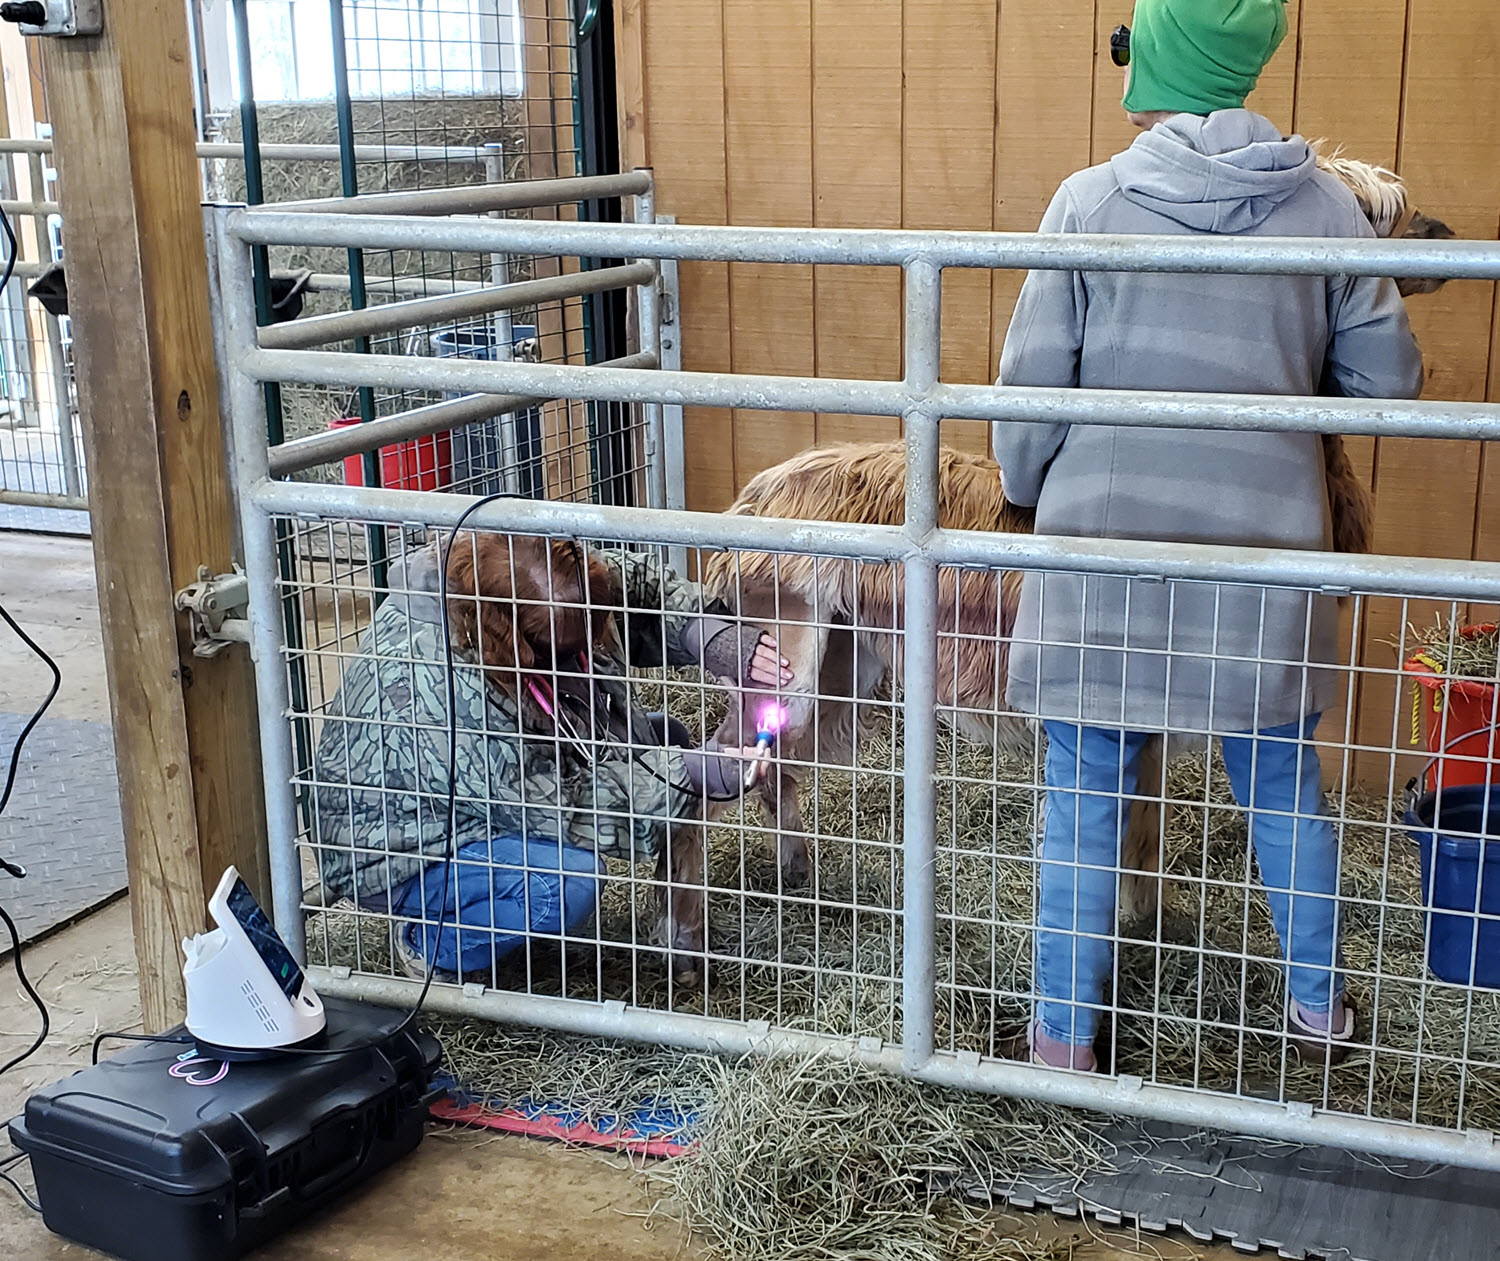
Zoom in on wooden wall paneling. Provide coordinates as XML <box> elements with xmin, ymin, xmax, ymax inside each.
<box><xmin>613</xmin><ymin>0</ymin><xmax>648</xmax><ymax>172</ymax></box>
<box><xmin>641</xmin><ymin>0</ymin><xmax>735</xmax><ymax>509</ymax></box>
<box><xmin>990</xmin><ymin>2</ymin><xmax>1098</xmax><ymax>468</ymax></box>
<box><xmin>1464</xmin><ymin>85</ymin><xmax>1500</xmax><ymax>624</ymax></box>
<box><xmin>903</xmin><ymin>0</ymin><xmax>997</xmax><ymax>455</ymax></box>
<box><xmin>810</xmin><ymin>0</ymin><xmax>902</xmax><ymax>449</ymax></box>
<box><xmin>1484</xmin><ymin>290</ymin><xmax>1500</xmax><ymax>622</ymax></box>
<box><xmin>1352</xmin><ymin>0</ymin><xmax>1500</xmax><ymax>784</ymax></box>
<box><xmin>1243</xmin><ymin>0</ymin><xmax>1300</xmax><ymax>134</ymax></box>
<box><xmin>1293</xmin><ymin>0</ymin><xmax>1405</xmax><ymax>165</ymax></box>
<box><xmin>1090</xmin><ymin>5</ymin><xmax>1137</xmax><ymax>168</ymax></box>
<box><xmin>1295</xmin><ymin>0</ymin><xmax>1408</xmax><ymax>780</ymax></box>
<box><xmin>723</xmin><ymin>0</ymin><xmax>815</xmax><ymax>485</ymax></box>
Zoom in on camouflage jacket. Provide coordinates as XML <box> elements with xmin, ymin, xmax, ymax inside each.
<box><xmin>314</xmin><ymin>544</ymin><xmax>715</xmax><ymax>902</ymax></box>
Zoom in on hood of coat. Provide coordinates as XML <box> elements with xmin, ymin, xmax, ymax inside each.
<box><xmin>1109</xmin><ymin>109</ymin><xmax>1317</xmax><ymax>232</ymax></box>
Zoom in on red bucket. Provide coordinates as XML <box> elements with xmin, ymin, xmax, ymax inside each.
<box><xmin>328</xmin><ymin>417</ymin><xmax>452</xmax><ymax>492</ymax></box>
<box><xmin>1403</xmin><ymin>623</ymin><xmax>1500</xmax><ymax>793</ymax></box>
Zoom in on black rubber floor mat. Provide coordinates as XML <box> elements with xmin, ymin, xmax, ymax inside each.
<box><xmin>988</xmin><ymin>1119</ymin><xmax>1499</xmax><ymax>1260</ymax></box>
<box><xmin>0</xmin><ymin>711</ymin><xmax>124</xmax><ymax>950</ymax></box>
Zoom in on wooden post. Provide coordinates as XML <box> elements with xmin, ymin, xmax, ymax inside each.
<box><xmin>37</xmin><ymin>0</ymin><xmax>270</xmax><ymax>1030</ymax></box>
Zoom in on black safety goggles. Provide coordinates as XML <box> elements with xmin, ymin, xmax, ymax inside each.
<box><xmin>1110</xmin><ymin>24</ymin><xmax>1130</xmax><ymax>67</ymax></box>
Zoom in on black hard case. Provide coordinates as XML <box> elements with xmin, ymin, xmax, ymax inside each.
<box><xmin>8</xmin><ymin>996</ymin><xmax>441</xmax><ymax>1261</ymax></box>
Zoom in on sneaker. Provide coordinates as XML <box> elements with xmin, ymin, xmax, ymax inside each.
<box><xmin>393</xmin><ymin>924</ymin><xmax>458</xmax><ymax>984</ymax></box>
<box><xmin>1288</xmin><ymin>995</ymin><xmax>1359</xmax><ymax>1067</ymax></box>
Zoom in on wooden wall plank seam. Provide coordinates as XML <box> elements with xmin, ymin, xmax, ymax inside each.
<box><xmin>723</xmin><ymin>0</ymin><xmax>815</xmax><ymax>483</ymax></box>
<box><xmin>810</xmin><ymin>0</ymin><xmax>902</xmax><ymax>448</ymax></box>
<box><xmin>643</xmin><ymin>0</ymin><xmax>735</xmax><ymax>508</ymax></box>
<box><xmin>904</xmin><ymin>0</ymin><xmax>996</xmax><ymax>455</ymax></box>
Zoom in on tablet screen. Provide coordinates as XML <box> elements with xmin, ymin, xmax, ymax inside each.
<box><xmin>225</xmin><ymin>877</ymin><xmax>305</xmax><ymax>999</ymax></box>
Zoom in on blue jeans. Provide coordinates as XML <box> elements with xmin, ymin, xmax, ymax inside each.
<box><xmin>1037</xmin><ymin>715</ymin><xmax>1344</xmax><ymax>1046</ymax></box>
<box><xmin>390</xmin><ymin>836</ymin><xmax>605</xmax><ymax>974</ymax></box>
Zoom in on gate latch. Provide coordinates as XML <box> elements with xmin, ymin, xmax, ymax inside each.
<box><xmin>175</xmin><ymin>566</ymin><xmax>252</xmax><ymax>659</ymax></box>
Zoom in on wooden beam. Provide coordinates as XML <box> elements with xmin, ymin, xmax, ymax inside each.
<box><xmin>904</xmin><ymin>0</ymin><xmax>996</xmax><ymax>454</ymax></box>
<box><xmin>612</xmin><ymin>0</ymin><xmax>647</xmax><ymax>174</ymax></box>
<box><xmin>39</xmin><ymin>0</ymin><xmax>270</xmax><ymax>1030</ymax></box>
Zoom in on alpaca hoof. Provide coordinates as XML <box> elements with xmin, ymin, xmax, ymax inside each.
<box><xmin>1119</xmin><ymin>873</ymin><xmax>1163</xmax><ymax>925</ymax></box>
<box><xmin>778</xmin><ymin>840</ymin><xmax>809</xmax><ymax>889</ymax></box>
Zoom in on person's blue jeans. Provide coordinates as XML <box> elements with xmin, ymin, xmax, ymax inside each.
<box><xmin>391</xmin><ymin>835</ymin><xmax>605</xmax><ymax>974</ymax></box>
<box><xmin>1037</xmin><ymin>715</ymin><xmax>1344</xmax><ymax>1047</ymax></box>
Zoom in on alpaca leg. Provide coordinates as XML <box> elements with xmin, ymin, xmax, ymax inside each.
<box><xmin>764</xmin><ymin>770</ymin><xmax>809</xmax><ymax>888</ymax></box>
<box><xmin>656</xmin><ymin>823</ymin><xmax>707</xmax><ymax>983</ymax></box>
<box><xmin>1119</xmin><ymin>732</ymin><xmax>1166</xmax><ymax>922</ymax></box>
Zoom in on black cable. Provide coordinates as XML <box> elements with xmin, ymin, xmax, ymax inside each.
<box><xmin>91</xmin><ymin>1032</ymin><xmax>194</xmax><ymax>1066</ymax></box>
<box><xmin>0</xmin><ymin>905</ymin><xmax>47</xmax><ymax>1077</ymax></box>
<box><xmin>0</xmin><ymin>604</ymin><xmax>54</xmax><ymax>824</ymax></box>
<box><xmin>0</xmin><ymin>598</ymin><xmax>64</xmax><ymax>1084</ymax></box>
<box><xmin>0</xmin><ymin>1166</ymin><xmax>39</xmax><ymax>1214</ymax></box>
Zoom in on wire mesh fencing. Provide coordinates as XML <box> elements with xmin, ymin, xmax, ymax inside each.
<box><xmin>269</xmin><ymin>516</ymin><xmax>1500</xmax><ymax>1149</ymax></box>
<box><xmin>0</xmin><ymin>140</ymin><xmax>82</xmax><ymax>525</ymax></box>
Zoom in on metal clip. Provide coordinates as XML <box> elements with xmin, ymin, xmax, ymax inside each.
<box><xmin>174</xmin><ymin>565</ymin><xmax>252</xmax><ymax>659</ymax></box>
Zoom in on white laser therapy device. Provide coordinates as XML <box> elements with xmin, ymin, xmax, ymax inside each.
<box><xmin>182</xmin><ymin>866</ymin><xmax>325</xmax><ymax>1058</ymax></box>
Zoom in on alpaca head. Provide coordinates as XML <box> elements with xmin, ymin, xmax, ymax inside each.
<box><xmin>1311</xmin><ymin>141</ymin><xmax>1456</xmax><ymax>296</ymax></box>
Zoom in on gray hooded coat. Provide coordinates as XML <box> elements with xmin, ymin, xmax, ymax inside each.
<box><xmin>992</xmin><ymin>110</ymin><xmax>1423</xmax><ymax>734</ymax></box>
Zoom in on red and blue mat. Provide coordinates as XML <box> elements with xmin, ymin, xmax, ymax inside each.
<box><xmin>429</xmin><ymin>1073</ymin><xmax>697</xmax><ymax>1158</ymax></box>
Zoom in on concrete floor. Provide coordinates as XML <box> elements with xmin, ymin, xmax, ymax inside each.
<box><xmin>0</xmin><ymin>532</ymin><xmax>1237</xmax><ymax>1261</ymax></box>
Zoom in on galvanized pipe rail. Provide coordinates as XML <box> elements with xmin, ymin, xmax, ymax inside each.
<box><xmin>269</xmin><ymin>172</ymin><xmax>655</xmax><ymax>218</ymax></box>
<box><xmin>0</xmin><ymin>138</ymin><xmax>496</xmax><ymax>163</ymax></box>
<box><xmin>267</xmin><ymin>351</ymin><xmax>659</xmax><ymax>477</ymax></box>
<box><xmin>237</xmin><ymin>343</ymin><xmax>1500</xmax><ymax>443</ymax></box>
<box><xmin>258</xmin><ymin>262</ymin><xmax>656</xmax><ymax>352</ymax></box>
<box><xmin>233</xmin><ymin>207</ymin><xmax>1496</xmax><ymax>284</ymax></box>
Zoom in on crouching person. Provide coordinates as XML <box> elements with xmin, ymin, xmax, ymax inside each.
<box><xmin>312</xmin><ymin>533</ymin><xmax>791</xmax><ymax>981</ymax></box>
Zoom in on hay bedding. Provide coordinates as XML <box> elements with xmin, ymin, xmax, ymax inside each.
<box><xmin>1408</xmin><ymin>618</ymin><xmax>1500</xmax><ymax>681</ymax></box>
<box><xmin>305</xmin><ymin>664</ymin><xmax>1500</xmax><ymax>1259</ymax></box>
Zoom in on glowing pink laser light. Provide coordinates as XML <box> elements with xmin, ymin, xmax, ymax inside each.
<box><xmin>746</xmin><ymin>702</ymin><xmax>790</xmax><ymax>788</ymax></box>
<box><xmin>756</xmin><ymin>702</ymin><xmax>789</xmax><ymax>739</ymax></box>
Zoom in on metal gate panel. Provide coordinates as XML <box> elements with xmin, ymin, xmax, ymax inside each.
<box><xmin>208</xmin><ymin>191</ymin><xmax>1500</xmax><ymax>1174</ymax></box>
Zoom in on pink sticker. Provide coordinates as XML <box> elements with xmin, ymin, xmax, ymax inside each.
<box><xmin>168</xmin><ymin>1056</ymin><xmax>229</xmax><ymax>1087</ymax></box>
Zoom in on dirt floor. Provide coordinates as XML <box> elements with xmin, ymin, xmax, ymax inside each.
<box><xmin>0</xmin><ymin>532</ymin><xmax>1246</xmax><ymax>1260</ymax></box>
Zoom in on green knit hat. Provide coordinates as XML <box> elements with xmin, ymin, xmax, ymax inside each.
<box><xmin>1121</xmin><ymin>0</ymin><xmax>1289</xmax><ymax>116</ymax></box>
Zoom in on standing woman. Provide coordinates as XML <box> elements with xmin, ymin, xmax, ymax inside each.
<box><xmin>992</xmin><ymin>0</ymin><xmax>1423</xmax><ymax>1071</ymax></box>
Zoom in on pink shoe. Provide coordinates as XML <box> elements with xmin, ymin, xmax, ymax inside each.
<box><xmin>1288</xmin><ymin>996</ymin><xmax>1358</xmax><ymax>1067</ymax></box>
<box><xmin>1001</xmin><ymin>1021</ymin><xmax>1098</xmax><ymax>1072</ymax></box>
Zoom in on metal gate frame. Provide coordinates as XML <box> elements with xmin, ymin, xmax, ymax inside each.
<box><xmin>207</xmin><ymin>182</ymin><xmax>1500</xmax><ymax>1173</ymax></box>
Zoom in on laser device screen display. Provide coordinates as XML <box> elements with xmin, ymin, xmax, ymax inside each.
<box><xmin>226</xmin><ymin>877</ymin><xmax>305</xmax><ymax>998</ymax></box>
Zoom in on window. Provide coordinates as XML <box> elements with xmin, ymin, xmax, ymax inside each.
<box><xmin>202</xmin><ymin>0</ymin><xmax>525</xmax><ymax>106</ymax></box>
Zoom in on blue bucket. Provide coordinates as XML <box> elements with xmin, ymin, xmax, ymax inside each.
<box><xmin>430</xmin><ymin>324</ymin><xmax>542</xmax><ymax>497</ymax></box>
<box><xmin>1405</xmin><ymin>782</ymin><xmax>1500</xmax><ymax>989</ymax></box>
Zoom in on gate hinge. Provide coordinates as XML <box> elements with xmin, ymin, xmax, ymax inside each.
<box><xmin>175</xmin><ymin>565</ymin><xmax>251</xmax><ymax>659</ymax></box>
